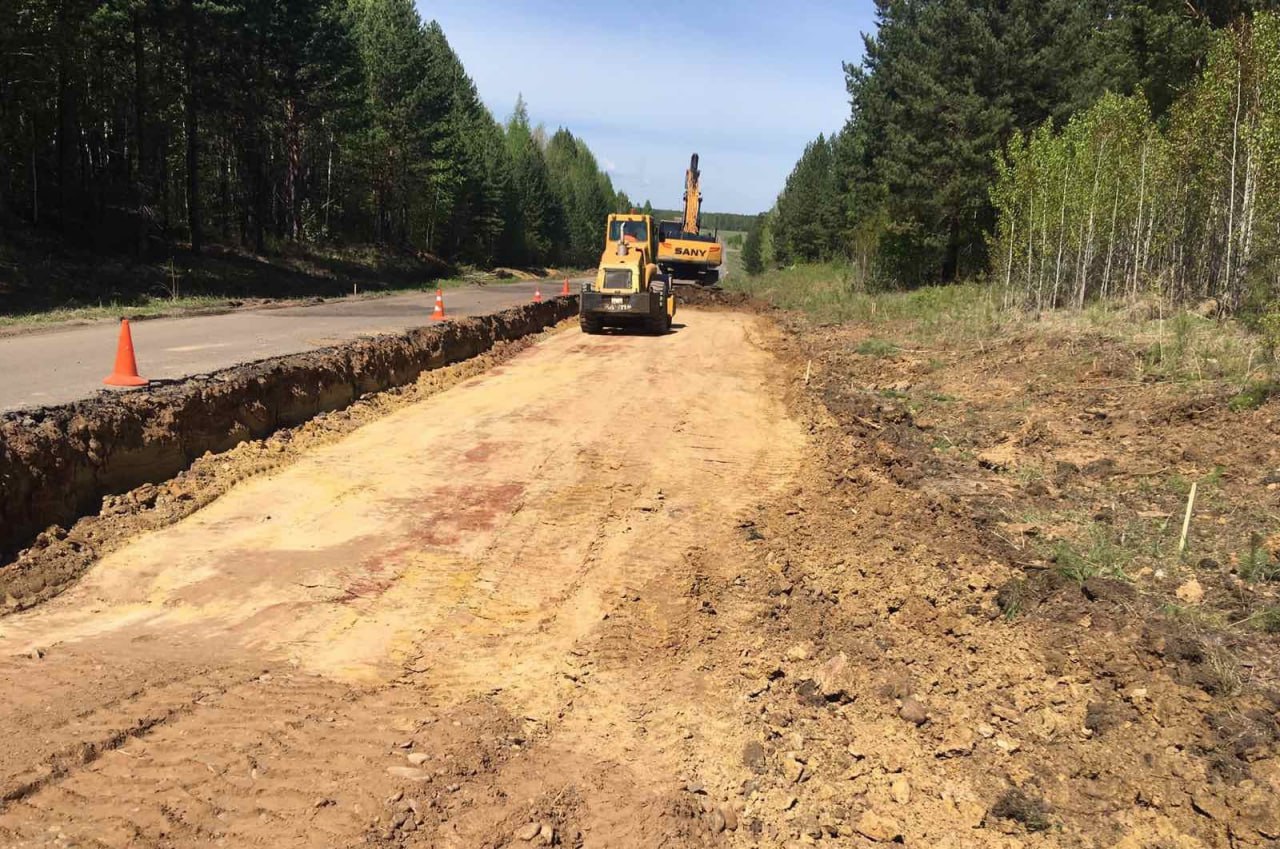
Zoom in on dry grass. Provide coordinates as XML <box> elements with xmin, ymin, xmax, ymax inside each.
<box><xmin>730</xmin><ymin>264</ymin><xmax>1277</xmax><ymax>387</ymax></box>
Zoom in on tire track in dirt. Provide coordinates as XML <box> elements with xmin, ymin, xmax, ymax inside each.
<box><xmin>0</xmin><ymin>311</ymin><xmax>804</xmax><ymax>847</ymax></box>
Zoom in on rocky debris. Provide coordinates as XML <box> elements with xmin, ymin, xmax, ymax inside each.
<box><xmin>812</xmin><ymin>652</ymin><xmax>854</xmax><ymax>703</ymax></box>
<box><xmin>785</xmin><ymin>641</ymin><xmax>815</xmax><ymax>662</ymax></box>
<box><xmin>977</xmin><ymin>443</ymin><xmax>1017</xmax><ymax>472</ymax></box>
<box><xmin>889</xmin><ymin>777</ymin><xmax>911</xmax><ymax>805</ymax></box>
<box><xmin>897</xmin><ymin>696</ymin><xmax>928</xmax><ymax>726</ymax></box>
<box><xmin>406</xmin><ymin>752</ymin><xmax>429</xmax><ymax>765</ymax></box>
<box><xmin>516</xmin><ymin>822</ymin><xmax>542</xmax><ymax>841</ymax></box>
<box><xmin>989</xmin><ymin>788</ymin><xmax>1052</xmax><ymax>832</ymax></box>
<box><xmin>742</xmin><ymin>740</ymin><xmax>767</xmax><ymax>773</ymax></box>
<box><xmin>386</xmin><ymin>766</ymin><xmax>431</xmax><ymax>781</ymax></box>
<box><xmin>936</xmin><ymin>725</ymin><xmax>976</xmax><ymax>757</ymax></box>
<box><xmin>994</xmin><ymin>736</ymin><xmax>1021</xmax><ymax>753</ymax></box>
<box><xmin>855</xmin><ymin>811</ymin><xmax>903</xmax><ymax>842</ymax></box>
<box><xmin>782</xmin><ymin>753</ymin><xmax>807</xmax><ymax>784</ymax></box>
<box><xmin>1176</xmin><ymin>578</ymin><xmax>1205</xmax><ymax>605</ymax></box>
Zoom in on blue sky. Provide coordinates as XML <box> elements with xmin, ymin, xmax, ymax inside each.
<box><xmin>417</xmin><ymin>1</ymin><xmax>875</xmax><ymax>214</ymax></box>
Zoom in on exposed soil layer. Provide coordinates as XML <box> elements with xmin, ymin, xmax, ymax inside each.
<box><xmin>733</xmin><ymin>312</ymin><xmax>1280</xmax><ymax>847</ymax></box>
<box><xmin>0</xmin><ymin>310</ymin><xmax>806</xmax><ymax>847</ymax></box>
<box><xmin>0</xmin><ymin>298</ymin><xmax>577</xmax><ymax>568</ymax></box>
<box><xmin>0</xmin><ymin>306</ymin><xmax>1277</xmax><ymax>848</ymax></box>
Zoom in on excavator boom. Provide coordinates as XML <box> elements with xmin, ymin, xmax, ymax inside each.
<box><xmin>683</xmin><ymin>153</ymin><xmax>702</xmax><ymax>235</ymax></box>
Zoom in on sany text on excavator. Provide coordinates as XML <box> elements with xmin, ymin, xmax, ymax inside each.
<box><xmin>657</xmin><ymin>153</ymin><xmax>723</xmax><ymax>286</ymax></box>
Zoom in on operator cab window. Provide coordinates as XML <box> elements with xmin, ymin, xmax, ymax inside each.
<box><xmin>609</xmin><ymin>220</ymin><xmax>648</xmax><ymax>243</ymax></box>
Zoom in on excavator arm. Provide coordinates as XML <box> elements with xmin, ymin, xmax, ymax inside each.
<box><xmin>682</xmin><ymin>153</ymin><xmax>701</xmax><ymax>236</ymax></box>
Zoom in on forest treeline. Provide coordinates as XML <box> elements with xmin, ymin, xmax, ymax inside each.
<box><xmin>0</xmin><ymin>0</ymin><xmax>626</xmax><ymax>271</ymax></box>
<box><xmin>749</xmin><ymin>0</ymin><xmax>1280</xmax><ymax>313</ymax></box>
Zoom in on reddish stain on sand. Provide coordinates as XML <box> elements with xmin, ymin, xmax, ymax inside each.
<box><xmin>394</xmin><ymin>482</ymin><xmax>527</xmax><ymax>546</ymax></box>
<box><xmin>464</xmin><ymin>442</ymin><xmax>501</xmax><ymax>464</ymax></box>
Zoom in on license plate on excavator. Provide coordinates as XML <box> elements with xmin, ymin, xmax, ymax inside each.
<box><xmin>611</xmin><ymin>297</ymin><xmax>624</xmax><ymax>304</ymax></box>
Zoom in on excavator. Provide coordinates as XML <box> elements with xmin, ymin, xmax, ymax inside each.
<box><xmin>657</xmin><ymin>153</ymin><xmax>723</xmax><ymax>286</ymax></box>
<box><xmin>578</xmin><ymin>212</ymin><xmax>675</xmax><ymax>334</ymax></box>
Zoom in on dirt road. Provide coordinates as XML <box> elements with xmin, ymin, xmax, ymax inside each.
<box><xmin>0</xmin><ymin>311</ymin><xmax>804</xmax><ymax>847</ymax></box>
<box><xmin>0</xmin><ymin>279</ymin><xmax>582</xmax><ymax>412</ymax></box>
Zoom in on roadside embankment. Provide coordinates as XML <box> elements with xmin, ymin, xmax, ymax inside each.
<box><xmin>0</xmin><ymin>297</ymin><xmax>577</xmax><ymax>567</ymax></box>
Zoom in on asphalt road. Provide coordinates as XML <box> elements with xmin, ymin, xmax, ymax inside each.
<box><xmin>0</xmin><ymin>279</ymin><xmax>582</xmax><ymax>413</ymax></box>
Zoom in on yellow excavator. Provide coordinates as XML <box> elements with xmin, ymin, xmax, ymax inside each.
<box><xmin>657</xmin><ymin>153</ymin><xmax>723</xmax><ymax>286</ymax></box>
<box><xmin>579</xmin><ymin>212</ymin><xmax>675</xmax><ymax>334</ymax></box>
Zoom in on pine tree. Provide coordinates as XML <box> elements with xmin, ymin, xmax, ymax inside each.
<box><xmin>773</xmin><ymin>134</ymin><xmax>840</xmax><ymax>264</ymax></box>
<box><xmin>503</xmin><ymin>96</ymin><xmax>558</xmax><ymax>265</ymax></box>
<box><xmin>742</xmin><ymin>213</ymin><xmax>766</xmax><ymax>275</ymax></box>
<box><xmin>0</xmin><ymin>0</ymin><xmax>626</xmax><ymax>281</ymax></box>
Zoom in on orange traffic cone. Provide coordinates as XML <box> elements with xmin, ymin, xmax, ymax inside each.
<box><xmin>103</xmin><ymin>319</ymin><xmax>148</xmax><ymax>387</ymax></box>
<box><xmin>561</xmin><ymin>278</ymin><xmax>571</xmax><ymax>296</ymax></box>
<box><xmin>533</xmin><ymin>285</ymin><xmax>542</xmax><ymax>304</ymax></box>
<box><xmin>430</xmin><ymin>288</ymin><xmax>446</xmax><ymax>320</ymax></box>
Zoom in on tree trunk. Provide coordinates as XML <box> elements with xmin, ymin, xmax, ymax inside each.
<box><xmin>1077</xmin><ymin>143</ymin><xmax>1104</xmax><ymax>310</ymax></box>
<box><xmin>55</xmin><ymin>0</ymin><xmax>75</xmax><ymax>234</ymax></box>
<box><xmin>1223</xmin><ymin>54</ymin><xmax>1242</xmax><ymax>301</ymax></box>
<box><xmin>182</xmin><ymin>0</ymin><xmax>202</xmax><ymax>254</ymax></box>
<box><xmin>324</xmin><ymin>127</ymin><xmax>334</xmax><ymax>236</ymax></box>
<box><xmin>1129</xmin><ymin>139</ymin><xmax>1148</xmax><ymax>299</ymax></box>
<box><xmin>246</xmin><ymin>137</ymin><xmax>266</xmax><ymax>254</ymax></box>
<box><xmin>1052</xmin><ymin>161</ymin><xmax>1070</xmax><ymax>307</ymax></box>
<box><xmin>283</xmin><ymin>96</ymin><xmax>303</xmax><ymax>242</ymax></box>
<box><xmin>1102</xmin><ymin>184</ymin><xmax>1120</xmax><ymax>301</ymax></box>
<box><xmin>220</xmin><ymin>139</ymin><xmax>231</xmax><ymax>237</ymax></box>
<box><xmin>132</xmin><ymin>11</ymin><xmax>151</xmax><ymax>257</ymax></box>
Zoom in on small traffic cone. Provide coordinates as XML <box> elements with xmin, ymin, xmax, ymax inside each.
<box><xmin>430</xmin><ymin>288</ymin><xmax>446</xmax><ymax>320</ymax></box>
<box><xmin>103</xmin><ymin>319</ymin><xmax>148</xmax><ymax>387</ymax></box>
<box><xmin>561</xmin><ymin>278</ymin><xmax>571</xmax><ymax>296</ymax></box>
<box><xmin>533</xmin><ymin>285</ymin><xmax>542</xmax><ymax>304</ymax></box>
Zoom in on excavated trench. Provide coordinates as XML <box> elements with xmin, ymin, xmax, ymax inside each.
<box><xmin>0</xmin><ymin>298</ymin><xmax>577</xmax><ymax>564</ymax></box>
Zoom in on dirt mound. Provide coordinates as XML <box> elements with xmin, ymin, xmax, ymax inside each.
<box><xmin>678</xmin><ymin>287</ymin><xmax>761</xmax><ymax>310</ymax></box>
